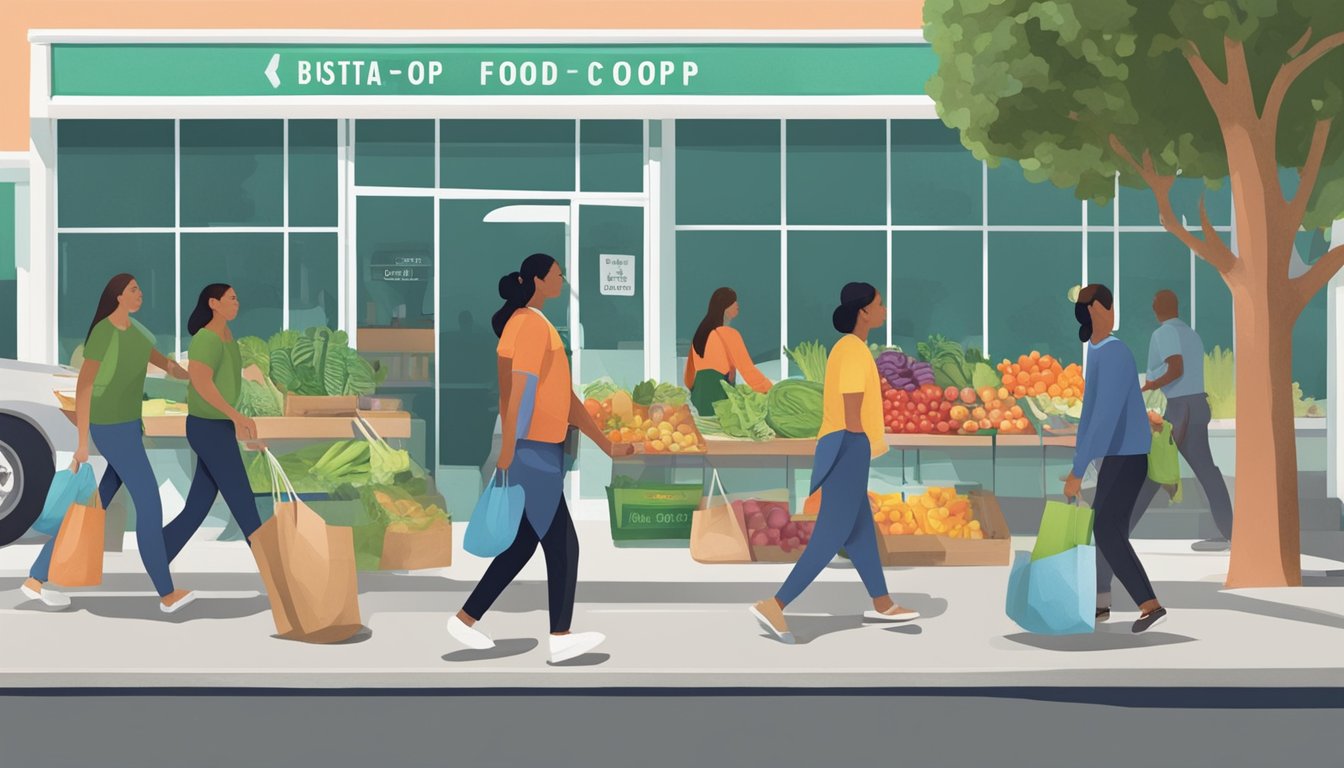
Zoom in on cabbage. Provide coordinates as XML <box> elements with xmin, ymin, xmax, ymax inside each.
<box><xmin>713</xmin><ymin>382</ymin><xmax>775</xmax><ymax>440</ymax></box>
<box><xmin>238</xmin><ymin>336</ymin><xmax>270</xmax><ymax>376</ymax></box>
<box><xmin>583</xmin><ymin>377</ymin><xmax>621</xmax><ymax>402</ymax></box>
<box><xmin>765</xmin><ymin>379</ymin><xmax>824</xmax><ymax>439</ymax></box>
<box><xmin>652</xmin><ymin>383</ymin><xmax>689</xmax><ymax>407</ymax></box>
<box><xmin>238</xmin><ymin>377</ymin><xmax>285</xmax><ymax>417</ymax></box>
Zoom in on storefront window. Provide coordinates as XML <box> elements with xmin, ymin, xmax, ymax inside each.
<box><xmin>288</xmin><ymin>120</ymin><xmax>339</xmax><ymax>227</ymax></box>
<box><xmin>988</xmin><ymin>232</ymin><xmax>1082</xmax><ymax>364</ymax></box>
<box><xmin>675</xmin><ymin>120</ymin><xmax>781</xmax><ymax>226</ymax></box>
<box><xmin>0</xmin><ymin>183</ymin><xmax>14</xmax><ymax>360</ymax></box>
<box><xmin>987</xmin><ymin>160</ymin><xmax>1081</xmax><ymax>227</ymax></box>
<box><xmin>289</xmin><ymin>233</ymin><xmax>339</xmax><ymax>330</ymax></box>
<box><xmin>1118</xmin><ymin>177</ymin><xmax>1232</xmax><ymax>228</ymax></box>
<box><xmin>891</xmin><ymin>121</ymin><xmax>981</xmax><ymax>226</ymax></box>
<box><xmin>1295</xmin><ymin>229</ymin><xmax>1331</xmax><ymax>398</ymax></box>
<box><xmin>580</xmin><ymin>120</ymin><xmax>643</xmax><ymax>193</ymax></box>
<box><xmin>180</xmin><ymin>233</ymin><xmax>284</xmax><ymax>342</ymax></box>
<box><xmin>180</xmin><ymin>120</ymin><xmax>283</xmax><ymax>227</ymax></box>
<box><xmin>355</xmin><ymin>120</ymin><xmax>435</xmax><ymax>188</ymax></box>
<box><xmin>438</xmin><ymin>199</ymin><xmax>568</xmax><ymax>467</ymax></box>
<box><xmin>786</xmin><ymin>120</ymin><xmax>886</xmax><ymax>225</ymax></box>
<box><xmin>1193</xmin><ymin>259</ymin><xmax>1234</xmax><ymax>353</ymax></box>
<box><xmin>1116</xmin><ymin>232</ymin><xmax>1192</xmax><ymax>355</ymax></box>
<box><xmin>57</xmin><ymin>233</ymin><xmax>175</xmax><ymax>364</ymax></box>
<box><xmin>57</xmin><ymin>120</ymin><xmax>174</xmax><ymax>228</ymax></box>
<box><xmin>442</xmin><ymin>120</ymin><xmax>575</xmax><ymax>191</ymax></box>
<box><xmin>578</xmin><ymin>204</ymin><xmax>644</xmax><ymax>354</ymax></box>
<box><xmin>675</xmin><ymin>230</ymin><xmax>782</xmax><ymax>367</ymax></box>
<box><xmin>890</xmin><ymin>231</ymin><xmax>983</xmax><ymax>352</ymax></box>
<box><xmin>787</xmin><ymin>231</ymin><xmax>886</xmax><ymax>350</ymax></box>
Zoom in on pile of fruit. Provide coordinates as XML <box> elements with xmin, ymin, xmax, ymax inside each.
<box><xmin>370</xmin><ymin>488</ymin><xmax>449</xmax><ymax>533</ymax></box>
<box><xmin>882</xmin><ymin>383</ymin><xmax>1034</xmax><ymax>436</ymax></box>
<box><xmin>999</xmin><ymin>351</ymin><xmax>1085</xmax><ymax>422</ymax></box>
<box><xmin>584</xmin><ymin>396</ymin><xmax>706</xmax><ymax>454</ymax></box>
<box><xmin>870</xmin><ymin>488</ymin><xmax>985</xmax><ymax>539</ymax></box>
<box><xmin>735</xmin><ymin>499</ymin><xmax>816</xmax><ymax>554</ymax></box>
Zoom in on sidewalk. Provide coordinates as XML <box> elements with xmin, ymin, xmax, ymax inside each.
<box><xmin>2</xmin><ymin>523</ymin><xmax>1342</xmax><ymax>690</ymax></box>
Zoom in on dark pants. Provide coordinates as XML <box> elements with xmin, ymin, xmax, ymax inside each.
<box><xmin>164</xmin><ymin>416</ymin><xmax>263</xmax><ymax>562</ymax></box>
<box><xmin>462</xmin><ymin>496</ymin><xmax>579</xmax><ymax>634</ymax></box>
<box><xmin>1131</xmin><ymin>394</ymin><xmax>1233</xmax><ymax>539</ymax></box>
<box><xmin>1093</xmin><ymin>454</ymin><xmax>1157</xmax><ymax>607</ymax></box>
<box><xmin>90</xmin><ymin>421</ymin><xmax>174</xmax><ymax>597</ymax></box>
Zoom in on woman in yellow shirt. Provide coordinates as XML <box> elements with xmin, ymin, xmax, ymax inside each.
<box><xmin>448</xmin><ymin>252</ymin><xmax>633</xmax><ymax>664</ymax></box>
<box><xmin>684</xmin><ymin>287</ymin><xmax>772</xmax><ymax>415</ymax></box>
<box><xmin>750</xmin><ymin>282</ymin><xmax>920</xmax><ymax>643</ymax></box>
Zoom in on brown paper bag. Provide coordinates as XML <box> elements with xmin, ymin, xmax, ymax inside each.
<box><xmin>252</xmin><ymin>451</ymin><xmax>362</xmax><ymax>643</ymax></box>
<box><xmin>49</xmin><ymin>494</ymin><xmax>105</xmax><ymax>587</ymax></box>
<box><xmin>690</xmin><ymin>469</ymin><xmax>752</xmax><ymax>564</ymax></box>
<box><xmin>380</xmin><ymin>520</ymin><xmax>453</xmax><ymax>570</ymax></box>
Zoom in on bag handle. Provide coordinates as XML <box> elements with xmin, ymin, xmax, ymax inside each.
<box><xmin>352</xmin><ymin>412</ymin><xmax>391</xmax><ymax>452</ymax></box>
<box><xmin>264</xmin><ymin>448</ymin><xmax>299</xmax><ymax>504</ymax></box>
<box><xmin>708</xmin><ymin>467</ymin><xmax>729</xmax><ymax>506</ymax></box>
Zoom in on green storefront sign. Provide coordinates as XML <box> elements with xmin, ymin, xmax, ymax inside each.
<box><xmin>49</xmin><ymin>44</ymin><xmax>935</xmax><ymax>97</ymax></box>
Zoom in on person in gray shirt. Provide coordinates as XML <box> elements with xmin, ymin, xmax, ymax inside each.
<box><xmin>1096</xmin><ymin>290</ymin><xmax>1234</xmax><ymax>621</ymax></box>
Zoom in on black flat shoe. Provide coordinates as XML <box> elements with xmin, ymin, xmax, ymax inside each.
<box><xmin>1131</xmin><ymin>607</ymin><xmax>1167</xmax><ymax>634</ymax></box>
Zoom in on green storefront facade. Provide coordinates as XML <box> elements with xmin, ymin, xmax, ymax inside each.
<box><xmin>17</xmin><ymin>30</ymin><xmax>1341</xmax><ymax>519</ymax></box>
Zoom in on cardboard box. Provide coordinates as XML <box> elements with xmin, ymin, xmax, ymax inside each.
<box><xmin>876</xmin><ymin>490</ymin><xmax>1011</xmax><ymax>567</ymax></box>
<box><xmin>380</xmin><ymin>520</ymin><xmax>453</xmax><ymax>571</ymax></box>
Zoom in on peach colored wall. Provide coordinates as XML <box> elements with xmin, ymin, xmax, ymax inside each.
<box><xmin>2</xmin><ymin>0</ymin><xmax>923</xmax><ymax>150</ymax></box>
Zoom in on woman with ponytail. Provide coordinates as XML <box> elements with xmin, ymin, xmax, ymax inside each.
<box><xmin>750</xmin><ymin>282</ymin><xmax>921</xmax><ymax>643</ymax></box>
<box><xmin>1065</xmin><ymin>284</ymin><xmax>1167</xmax><ymax>633</ymax></box>
<box><xmin>683</xmin><ymin>287</ymin><xmax>772</xmax><ymax>415</ymax></box>
<box><xmin>450</xmin><ymin>253</ymin><xmax>634</xmax><ymax>664</ymax></box>
<box><xmin>160</xmin><ymin>284</ymin><xmax>263</xmax><ymax>564</ymax></box>
<box><xmin>22</xmin><ymin>273</ymin><xmax>194</xmax><ymax>613</ymax></box>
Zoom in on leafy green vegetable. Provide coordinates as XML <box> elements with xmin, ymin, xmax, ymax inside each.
<box><xmin>765</xmin><ymin>379</ymin><xmax>825</xmax><ymax>439</ymax></box>
<box><xmin>354</xmin><ymin>416</ymin><xmax>412</xmax><ymax>485</ymax></box>
<box><xmin>237</xmin><ymin>336</ymin><xmax>270</xmax><ymax>376</ymax></box>
<box><xmin>713</xmin><ymin>381</ymin><xmax>775</xmax><ymax>441</ymax></box>
<box><xmin>651</xmin><ymin>383</ymin><xmax>689</xmax><ymax>408</ymax></box>
<box><xmin>868</xmin><ymin>342</ymin><xmax>903</xmax><ymax>359</ymax></box>
<box><xmin>917</xmin><ymin>335</ymin><xmax>975</xmax><ymax>389</ymax></box>
<box><xmin>246</xmin><ymin>440</ymin><xmax>371</xmax><ymax>494</ymax></box>
<box><xmin>583</xmin><ymin>377</ymin><xmax>622</xmax><ymax>402</ymax></box>
<box><xmin>1204</xmin><ymin>345</ymin><xmax>1236</xmax><ymax>420</ymax></box>
<box><xmin>785</xmin><ymin>341</ymin><xmax>828</xmax><ymax>383</ymax></box>
<box><xmin>631</xmin><ymin>379</ymin><xmax>658</xmax><ymax>407</ymax></box>
<box><xmin>693</xmin><ymin>415</ymin><xmax>727</xmax><ymax>437</ymax></box>
<box><xmin>268</xmin><ymin>326</ymin><xmax>385</xmax><ymax>397</ymax></box>
<box><xmin>971</xmin><ymin>362</ymin><xmax>1002</xmax><ymax>391</ymax></box>
<box><xmin>238</xmin><ymin>377</ymin><xmax>284</xmax><ymax>418</ymax></box>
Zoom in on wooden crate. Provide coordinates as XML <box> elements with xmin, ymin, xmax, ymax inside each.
<box><xmin>876</xmin><ymin>490</ymin><xmax>1011</xmax><ymax>567</ymax></box>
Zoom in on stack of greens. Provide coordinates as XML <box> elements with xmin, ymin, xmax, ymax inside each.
<box><xmin>236</xmin><ymin>327</ymin><xmax>387</xmax><ymax>417</ymax></box>
<box><xmin>632</xmin><ymin>379</ymin><xmax>689</xmax><ymax>408</ymax></box>
<box><xmin>711</xmin><ymin>382</ymin><xmax>775</xmax><ymax>441</ymax></box>
<box><xmin>916</xmin><ymin>335</ymin><xmax>1001</xmax><ymax>391</ymax></box>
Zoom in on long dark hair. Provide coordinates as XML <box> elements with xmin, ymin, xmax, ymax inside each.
<box><xmin>1075</xmin><ymin>283</ymin><xmax>1114</xmax><ymax>342</ymax></box>
<box><xmin>86</xmin><ymin>273</ymin><xmax>137</xmax><ymax>342</ymax></box>
<box><xmin>491</xmin><ymin>253</ymin><xmax>558</xmax><ymax>338</ymax></box>
<box><xmin>188</xmin><ymin>283</ymin><xmax>232</xmax><ymax>336</ymax></box>
<box><xmin>692</xmin><ymin>287</ymin><xmax>737</xmax><ymax>357</ymax></box>
<box><xmin>833</xmin><ymin>282</ymin><xmax>878</xmax><ymax>334</ymax></box>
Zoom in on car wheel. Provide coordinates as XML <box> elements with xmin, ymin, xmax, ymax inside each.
<box><xmin>0</xmin><ymin>414</ymin><xmax>55</xmax><ymax>546</ymax></box>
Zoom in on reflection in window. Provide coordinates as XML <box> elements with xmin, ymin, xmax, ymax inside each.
<box><xmin>441</xmin><ymin>120</ymin><xmax>576</xmax><ymax>192</ymax></box>
<box><xmin>891</xmin><ymin>121</ymin><xmax>982</xmax><ymax>226</ymax></box>
<box><xmin>356</xmin><ymin>120</ymin><xmax>435</xmax><ymax>188</ymax></box>
<box><xmin>675</xmin><ymin>120</ymin><xmax>781</xmax><ymax>226</ymax></box>
<box><xmin>580</xmin><ymin>121</ymin><xmax>643</xmax><ymax>193</ymax></box>
<box><xmin>890</xmin><ymin>231</ymin><xmax>982</xmax><ymax>352</ymax></box>
<box><xmin>987</xmin><ymin>160</ymin><xmax>1081</xmax><ymax>227</ymax></box>
<box><xmin>787</xmin><ymin>120</ymin><xmax>886</xmax><ymax>225</ymax></box>
<box><xmin>180</xmin><ymin>120</ymin><xmax>283</xmax><ymax>227</ymax></box>
<box><xmin>58</xmin><ymin>120</ymin><xmax>175</xmax><ymax>228</ymax></box>
<box><xmin>289</xmin><ymin>233</ymin><xmax>339</xmax><ymax>330</ymax></box>
<box><xmin>289</xmin><ymin>120</ymin><xmax>339</xmax><ymax>227</ymax></box>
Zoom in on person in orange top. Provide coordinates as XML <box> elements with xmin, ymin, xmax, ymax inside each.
<box><xmin>448</xmin><ymin>252</ymin><xmax>633</xmax><ymax>665</ymax></box>
<box><xmin>684</xmin><ymin>287</ymin><xmax>773</xmax><ymax>415</ymax></box>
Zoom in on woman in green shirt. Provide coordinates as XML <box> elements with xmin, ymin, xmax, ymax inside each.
<box><xmin>31</xmin><ymin>273</ymin><xmax>196</xmax><ymax>613</ymax></box>
<box><xmin>163</xmin><ymin>284</ymin><xmax>263</xmax><ymax>562</ymax></box>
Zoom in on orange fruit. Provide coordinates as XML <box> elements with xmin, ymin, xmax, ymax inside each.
<box><xmin>1040</xmin><ymin>354</ymin><xmax>1054</xmax><ymax>367</ymax></box>
<box><xmin>1014</xmin><ymin>385</ymin><xmax>1028</xmax><ymax>398</ymax></box>
<box><xmin>979</xmin><ymin>418</ymin><xmax>993</xmax><ymax>430</ymax></box>
<box><xmin>1030</xmin><ymin>350</ymin><xmax>1041</xmax><ymax>361</ymax></box>
<box><xmin>1018</xmin><ymin>355</ymin><xmax>1030</xmax><ymax>367</ymax></box>
<box><xmin>1010</xmin><ymin>405</ymin><xmax>1024</xmax><ymax>419</ymax></box>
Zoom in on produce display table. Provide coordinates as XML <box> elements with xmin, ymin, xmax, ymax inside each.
<box><xmin>140</xmin><ymin>410</ymin><xmax>412</xmax><ymax>440</ymax></box>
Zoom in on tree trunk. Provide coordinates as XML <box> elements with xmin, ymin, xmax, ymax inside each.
<box><xmin>1226</xmin><ymin>280</ymin><xmax>1302</xmax><ymax>587</ymax></box>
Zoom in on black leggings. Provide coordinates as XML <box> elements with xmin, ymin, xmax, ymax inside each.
<box><xmin>462</xmin><ymin>497</ymin><xmax>579</xmax><ymax>634</ymax></box>
<box><xmin>1094</xmin><ymin>454</ymin><xmax>1157</xmax><ymax>606</ymax></box>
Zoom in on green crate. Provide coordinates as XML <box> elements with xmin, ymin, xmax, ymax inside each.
<box><xmin>605</xmin><ymin>482</ymin><xmax>702</xmax><ymax>541</ymax></box>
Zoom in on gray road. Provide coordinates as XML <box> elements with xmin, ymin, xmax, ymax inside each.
<box><xmin>3</xmin><ymin>690</ymin><xmax>1341</xmax><ymax>768</ymax></box>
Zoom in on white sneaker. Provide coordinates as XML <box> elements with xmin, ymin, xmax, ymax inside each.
<box><xmin>549</xmin><ymin>632</ymin><xmax>605</xmax><ymax>664</ymax></box>
<box><xmin>20</xmin><ymin>584</ymin><xmax>71</xmax><ymax>609</ymax></box>
<box><xmin>160</xmin><ymin>591</ymin><xmax>197</xmax><ymax>614</ymax></box>
<box><xmin>447</xmin><ymin>615</ymin><xmax>495</xmax><ymax>650</ymax></box>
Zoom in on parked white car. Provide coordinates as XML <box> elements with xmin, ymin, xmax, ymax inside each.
<box><xmin>0</xmin><ymin>359</ymin><xmax>104</xmax><ymax>545</ymax></box>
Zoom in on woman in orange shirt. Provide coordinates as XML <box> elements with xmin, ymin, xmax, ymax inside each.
<box><xmin>684</xmin><ymin>287</ymin><xmax>773</xmax><ymax>415</ymax></box>
<box><xmin>448</xmin><ymin>252</ymin><xmax>633</xmax><ymax>665</ymax></box>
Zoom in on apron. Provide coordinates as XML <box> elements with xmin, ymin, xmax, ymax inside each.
<box><xmin>511</xmin><ymin>439</ymin><xmax>566</xmax><ymax>538</ymax></box>
<box><xmin>690</xmin><ymin>368</ymin><xmax>731</xmax><ymax>416</ymax></box>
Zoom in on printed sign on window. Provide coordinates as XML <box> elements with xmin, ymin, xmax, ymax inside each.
<box><xmin>600</xmin><ymin>254</ymin><xmax>636</xmax><ymax>297</ymax></box>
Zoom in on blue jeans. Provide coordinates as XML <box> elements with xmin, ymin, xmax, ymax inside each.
<box><xmin>164</xmin><ymin>416</ymin><xmax>262</xmax><ymax>561</ymax></box>
<box><xmin>91</xmin><ymin>421</ymin><xmax>175</xmax><ymax>597</ymax></box>
<box><xmin>776</xmin><ymin>431</ymin><xmax>887</xmax><ymax>606</ymax></box>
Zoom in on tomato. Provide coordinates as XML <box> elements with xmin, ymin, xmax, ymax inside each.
<box><xmin>939</xmin><ymin>401</ymin><xmax>952</xmax><ymax>413</ymax></box>
<box><xmin>911</xmin><ymin>391</ymin><xmax>926</xmax><ymax>405</ymax></box>
<box><xmin>916</xmin><ymin>403</ymin><xmax>928</xmax><ymax>414</ymax></box>
<box><xmin>937</xmin><ymin>421</ymin><xmax>951</xmax><ymax>433</ymax></box>
<box><xmin>904</xmin><ymin>421</ymin><xmax>918</xmax><ymax>433</ymax></box>
<box><xmin>919</xmin><ymin>419</ymin><xmax>934</xmax><ymax>433</ymax></box>
<box><xmin>944</xmin><ymin>386</ymin><xmax>960</xmax><ymax>402</ymax></box>
<box><xmin>906</xmin><ymin>402</ymin><xmax>919</xmax><ymax>413</ymax></box>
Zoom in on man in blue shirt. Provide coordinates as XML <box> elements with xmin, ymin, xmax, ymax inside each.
<box><xmin>1137</xmin><ymin>290</ymin><xmax>1233</xmax><ymax>552</ymax></box>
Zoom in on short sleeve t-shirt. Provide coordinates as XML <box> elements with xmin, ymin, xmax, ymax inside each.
<box><xmin>1146</xmin><ymin>318</ymin><xmax>1205</xmax><ymax>399</ymax></box>
<box><xmin>83</xmin><ymin>317</ymin><xmax>155</xmax><ymax>425</ymax></box>
<box><xmin>187</xmin><ymin>328</ymin><xmax>242</xmax><ymax>420</ymax></box>
<box><xmin>818</xmin><ymin>334</ymin><xmax>888</xmax><ymax>457</ymax></box>
<box><xmin>497</xmin><ymin>309</ymin><xmax>572</xmax><ymax>444</ymax></box>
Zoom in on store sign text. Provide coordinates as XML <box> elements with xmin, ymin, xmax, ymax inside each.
<box><xmin>49</xmin><ymin>44</ymin><xmax>936</xmax><ymax>98</ymax></box>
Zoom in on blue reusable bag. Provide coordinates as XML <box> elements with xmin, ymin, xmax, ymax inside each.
<box><xmin>1005</xmin><ymin>546</ymin><xmax>1098</xmax><ymax>635</ymax></box>
<box><xmin>463</xmin><ymin>470</ymin><xmax>525</xmax><ymax>558</ymax></box>
<box><xmin>34</xmin><ymin>464</ymin><xmax>97</xmax><ymax>536</ymax></box>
